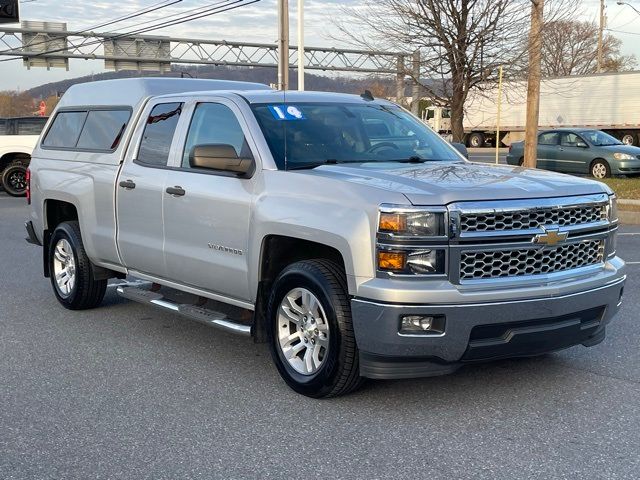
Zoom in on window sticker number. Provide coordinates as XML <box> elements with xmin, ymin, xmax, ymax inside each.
<box><xmin>268</xmin><ymin>105</ymin><xmax>305</xmax><ymax>121</ymax></box>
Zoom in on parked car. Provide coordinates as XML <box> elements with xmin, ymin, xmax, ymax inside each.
<box><xmin>506</xmin><ymin>128</ymin><xmax>640</xmax><ymax>179</ymax></box>
<box><xmin>0</xmin><ymin>116</ymin><xmax>49</xmax><ymax>196</ymax></box>
<box><xmin>26</xmin><ymin>78</ymin><xmax>625</xmax><ymax>398</ymax></box>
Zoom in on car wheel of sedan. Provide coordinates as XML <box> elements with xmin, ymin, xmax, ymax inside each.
<box><xmin>590</xmin><ymin>160</ymin><xmax>611</xmax><ymax>179</ymax></box>
<box><xmin>1</xmin><ymin>164</ymin><xmax>28</xmax><ymax>197</ymax></box>
<box><xmin>49</xmin><ymin>221</ymin><xmax>107</xmax><ymax>310</ymax></box>
<box><xmin>267</xmin><ymin>259</ymin><xmax>363</xmax><ymax>398</ymax></box>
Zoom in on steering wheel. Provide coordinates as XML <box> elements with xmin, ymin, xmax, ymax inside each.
<box><xmin>366</xmin><ymin>142</ymin><xmax>400</xmax><ymax>154</ymax></box>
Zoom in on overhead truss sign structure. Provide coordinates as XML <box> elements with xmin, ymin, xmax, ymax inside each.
<box><xmin>0</xmin><ymin>24</ymin><xmax>405</xmax><ymax>75</ymax></box>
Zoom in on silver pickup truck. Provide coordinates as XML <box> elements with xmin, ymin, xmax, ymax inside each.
<box><xmin>26</xmin><ymin>78</ymin><xmax>626</xmax><ymax>398</ymax></box>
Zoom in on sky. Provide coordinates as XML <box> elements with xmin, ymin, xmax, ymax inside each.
<box><xmin>0</xmin><ymin>0</ymin><xmax>639</xmax><ymax>92</ymax></box>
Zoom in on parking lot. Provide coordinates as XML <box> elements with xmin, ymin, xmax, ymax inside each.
<box><xmin>1</xmin><ymin>193</ymin><xmax>639</xmax><ymax>479</ymax></box>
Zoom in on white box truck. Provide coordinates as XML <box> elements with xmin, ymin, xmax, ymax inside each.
<box><xmin>425</xmin><ymin>71</ymin><xmax>640</xmax><ymax>148</ymax></box>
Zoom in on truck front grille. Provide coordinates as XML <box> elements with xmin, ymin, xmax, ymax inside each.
<box><xmin>460</xmin><ymin>240</ymin><xmax>605</xmax><ymax>281</ymax></box>
<box><xmin>460</xmin><ymin>205</ymin><xmax>607</xmax><ymax>233</ymax></box>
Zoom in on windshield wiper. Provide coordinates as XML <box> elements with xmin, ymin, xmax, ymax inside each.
<box><xmin>287</xmin><ymin>159</ymin><xmax>363</xmax><ymax>170</ymax></box>
<box><xmin>388</xmin><ymin>156</ymin><xmax>429</xmax><ymax>163</ymax></box>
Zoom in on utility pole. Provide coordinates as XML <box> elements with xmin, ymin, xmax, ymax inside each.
<box><xmin>297</xmin><ymin>0</ymin><xmax>304</xmax><ymax>90</ymax></box>
<box><xmin>524</xmin><ymin>0</ymin><xmax>544</xmax><ymax>168</ymax></box>
<box><xmin>598</xmin><ymin>0</ymin><xmax>605</xmax><ymax>73</ymax></box>
<box><xmin>278</xmin><ymin>0</ymin><xmax>289</xmax><ymax>91</ymax></box>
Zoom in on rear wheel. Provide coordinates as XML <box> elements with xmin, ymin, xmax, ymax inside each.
<box><xmin>267</xmin><ymin>259</ymin><xmax>363</xmax><ymax>398</ymax></box>
<box><xmin>590</xmin><ymin>159</ymin><xmax>611</xmax><ymax>179</ymax></box>
<box><xmin>467</xmin><ymin>132</ymin><xmax>485</xmax><ymax>148</ymax></box>
<box><xmin>1</xmin><ymin>164</ymin><xmax>27</xmax><ymax>197</ymax></box>
<box><xmin>49</xmin><ymin>221</ymin><xmax>107</xmax><ymax>310</ymax></box>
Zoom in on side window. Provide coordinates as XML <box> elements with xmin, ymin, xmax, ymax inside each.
<box><xmin>182</xmin><ymin>103</ymin><xmax>252</xmax><ymax>168</ymax></box>
<box><xmin>17</xmin><ymin>118</ymin><xmax>47</xmax><ymax>135</ymax></box>
<box><xmin>77</xmin><ymin>110</ymin><xmax>131</xmax><ymax>151</ymax></box>
<box><xmin>538</xmin><ymin>132</ymin><xmax>559</xmax><ymax>146</ymax></box>
<box><xmin>42</xmin><ymin>111</ymin><xmax>88</xmax><ymax>148</ymax></box>
<box><xmin>560</xmin><ymin>132</ymin><xmax>582</xmax><ymax>147</ymax></box>
<box><xmin>137</xmin><ymin>103</ymin><xmax>183</xmax><ymax>167</ymax></box>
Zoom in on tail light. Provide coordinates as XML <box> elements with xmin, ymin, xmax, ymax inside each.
<box><xmin>26</xmin><ymin>167</ymin><xmax>31</xmax><ymax>205</ymax></box>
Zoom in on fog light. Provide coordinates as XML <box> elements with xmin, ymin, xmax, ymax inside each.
<box><xmin>400</xmin><ymin>315</ymin><xmax>446</xmax><ymax>335</ymax></box>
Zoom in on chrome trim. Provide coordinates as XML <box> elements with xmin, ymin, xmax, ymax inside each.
<box><xmin>449</xmin><ymin>193</ymin><xmax>609</xmax><ymax>216</ymax></box>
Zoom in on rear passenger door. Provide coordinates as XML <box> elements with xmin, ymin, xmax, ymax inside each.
<box><xmin>116</xmin><ymin>101</ymin><xmax>183</xmax><ymax>278</ymax></box>
<box><xmin>536</xmin><ymin>131</ymin><xmax>560</xmax><ymax>171</ymax></box>
<box><xmin>162</xmin><ymin>99</ymin><xmax>256</xmax><ymax>302</ymax></box>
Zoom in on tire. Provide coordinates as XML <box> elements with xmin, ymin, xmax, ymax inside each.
<box><xmin>49</xmin><ymin>221</ymin><xmax>107</xmax><ymax>310</ymax></box>
<box><xmin>266</xmin><ymin>259</ymin><xmax>363</xmax><ymax>398</ymax></box>
<box><xmin>467</xmin><ymin>132</ymin><xmax>485</xmax><ymax>148</ymax></box>
<box><xmin>590</xmin><ymin>159</ymin><xmax>611</xmax><ymax>179</ymax></box>
<box><xmin>621</xmin><ymin>131</ymin><xmax>638</xmax><ymax>146</ymax></box>
<box><xmin>1</xmin><ymin>164</ymin><xmax>28</xmax><ymax>197</ymax></box>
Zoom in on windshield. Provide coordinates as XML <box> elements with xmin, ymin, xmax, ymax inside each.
<box><xmin>580</xmin><ymin>130</ymin><xmax>622</xmax><ymax>147</ymax></box>
<box><xmin>251</xmin><ymin>102</ymin><xmax>462</xmax><ymax>170</ymax></box>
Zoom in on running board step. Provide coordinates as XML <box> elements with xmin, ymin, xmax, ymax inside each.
<box><xmin>116</xmin><ymin>285</ymin><xmax>251</xmax><ymax>337</ymax></box>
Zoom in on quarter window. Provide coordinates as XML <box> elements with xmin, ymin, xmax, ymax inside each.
<box><xmin>77</xmin><ymin>110</ymin><xmax>131</xmax><ymax>151</ymax></box>
<box><xmin>182</xmin><ymin>103</ymin><xmax>251</xmax><ymax>168</ymax></box>
<box><xmin>42</xmin><ymin>111</ymin><xmax>87</xmax><ymax>148</ymax></box>
<box><xmin>138</xmin><ymin>103</ymin><xmax>183</xmax><ymax>167</ymax></box>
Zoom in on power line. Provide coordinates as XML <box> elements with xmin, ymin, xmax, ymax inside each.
<box><xmin>605</xmin><ymin>27</ymin><xmax>640</xmax><ymax>35</ymax></box>
<box><xmin>0</xmin><ymin>0</ymin><xmax>261</xmax><ymax>63</ymax></box>
<box><xmin>0</xmin><ymin>0</ymin><xmax>183</xmax><ymax>56</ymax></box>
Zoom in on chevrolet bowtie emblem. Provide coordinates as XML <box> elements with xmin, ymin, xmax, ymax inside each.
<box><xmin>533</xmin><ymin>227</ymin><xmax>568</xmax><ymax>246</ymax></box>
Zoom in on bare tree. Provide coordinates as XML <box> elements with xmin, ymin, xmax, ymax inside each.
<box><xmin>335</xmin><ymin>0</ymin><xmax>578</xmax><ymax>143</ymax></box>
<box><xmin>0</xmin><ymin>91</ymin><xmax>35</xmax><ymax>117</ymax></box>
<box><xmin>538</xmin><ymin>20</ymin><xmax>637</xmax><ymax>76</ymax></box>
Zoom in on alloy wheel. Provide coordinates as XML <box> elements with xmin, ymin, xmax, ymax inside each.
<box><xmin>53</xmin><ymin>239</ymin><xmax>76</xmax><ymax>297</ymax></box>
<box><xmin>277</xmin><ymin>287</ymin><xmax>330</xmax><ymax>375</ymax></box>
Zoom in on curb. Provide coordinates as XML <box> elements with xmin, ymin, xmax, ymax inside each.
<box><xmin>619</xmin><ymin>210</ymin><xmax>640</xmax><ymax>225</ymax></box>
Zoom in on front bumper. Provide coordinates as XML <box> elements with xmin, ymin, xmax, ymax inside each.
<box><xmin>611</xmin><ymin>159</ymin><xmax>640</xmax><ymax>175</ymax></box>
<box><xmin>352</xmin><ymin>269</ymin><xmax>625</xmax><ymax>380</ymax></box>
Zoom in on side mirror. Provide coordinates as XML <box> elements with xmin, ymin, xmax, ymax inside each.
<box><xmin>190</xmin><ymin>144</ymin><xmax>254</xmax><ymax>176</ymax></box>
<box><xmin>576</xmin><ymin>141</ymin><xmax>588</xmax><ymax>148</ymax></box>
<box><xmin>450</xmin><ymin>142</ymin><xmax>469</xmax><ymax>159</ymax></box>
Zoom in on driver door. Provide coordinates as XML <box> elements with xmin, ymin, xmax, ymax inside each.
<box><xmin>162</xmin><ymin>98</ymin><xmax>257</xmax><ymax>302</ymax></box>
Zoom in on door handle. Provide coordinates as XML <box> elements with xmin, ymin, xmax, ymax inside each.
<box><xmin>166</xmin><ymin>186</ymin><xmax>186</xmax><ymax>197</ymax></box>
<box><xmin>119</xmin><ymin>179</ymin><xmax>136</xmax><ymax>189</ymax></box>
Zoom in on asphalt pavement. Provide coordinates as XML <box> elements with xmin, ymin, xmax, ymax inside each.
<box><xmin>468</xmin><ymin>147</ymin><xmax>509</xmax><ymax>165</ymax></box>
<box><xmin>1</xmin><ymin>194</ymin><xmax>639</xmax><ymax>479</ymax></box>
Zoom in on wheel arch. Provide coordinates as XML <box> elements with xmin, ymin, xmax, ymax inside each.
<box><xmin>252</xmin><ymin>234</ymin><xmax>351</xmax><ymax>344</ymax></box>
<box><xmin>0</xmin><ymin>151</ymin><xmax>31</xmax><ymax>170</ymax></box>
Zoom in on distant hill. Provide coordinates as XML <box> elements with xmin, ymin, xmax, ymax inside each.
<box><xmin>26</xmin><ymin>65</ymin><xmax>394</xmax><ymax>99</ymax></box>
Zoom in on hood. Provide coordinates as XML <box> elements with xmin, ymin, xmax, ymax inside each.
<box><xmin>600</xmin><ymin>144</ymin><xmax>640</xmax><ymax>156</ymax></box>
<box><xmin>302</xmin><ymin>161</ymin><xmax>609</xmax><ymax>205</ymax></box>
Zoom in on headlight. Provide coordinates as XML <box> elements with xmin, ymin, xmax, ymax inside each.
<box><xmin>613</xmin><ymin>152</ymin><xmax>634</xmax><ymax>160</ymax></box>
<box><xmin>378</xmin><ymin>206</ymin><xmax>445</xmax><ymax>237</ymax></box>
<box><xmin>378</xmin><ymin>248</ymin><xmax>446</xmax><ymax>275</ymax></box>
<box><xmin>608</xmin><ymin>195</ymin><xmax>618</xmax><ymax>222</ymax></box>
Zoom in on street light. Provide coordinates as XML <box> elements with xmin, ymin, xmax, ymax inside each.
<box><xmin>617</xmin><ymin>1</ymin><xmax>640</xmax><ymax>15</ymax></box>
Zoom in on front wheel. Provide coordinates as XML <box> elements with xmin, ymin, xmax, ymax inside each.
<box><xmin>49</xmin><ymin>221</ymin><xmax>107</xmax><ymax>310</ymax></box>
<box><xmin>590</xmin><ymin>159</ymin><xmax>611</xmax><ymax>179</ymax></box>
<box><xmin>467</xmin><ymin>132</ymin><xmax>485</xmax><ymax>148</ymax></box>
<box><xmin>2</xmin><ymin>164</ymin><xmax>28</xmax><ymax>197</ymax></box>
<box><xmin>267</xmin><ymin>260</ymin><xmax>363</xmax><ymax>398</ymax></box>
